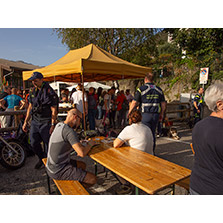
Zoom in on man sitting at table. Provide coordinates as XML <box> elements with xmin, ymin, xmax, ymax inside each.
<box><xmin>113</xmin><ymin>109</ymin><xmax>154</xmax><ymax>155</ymax></box>
<box><xmin>46</xmin><ymin>108</ymin><xmax>97</xmax><ymax>187</ymax></box>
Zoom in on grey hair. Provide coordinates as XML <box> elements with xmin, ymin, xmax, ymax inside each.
<box><xmin>204</xmin><ymin>81</ymin><xmax>223</xmax><ymax>112</ymax></box>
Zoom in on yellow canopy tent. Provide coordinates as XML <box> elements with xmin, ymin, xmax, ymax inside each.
<box><xmin>23</xmin><ymin>43</ymin><xmax>152</xmax><ymax>130</ymax></box>
<box><xmin>22</xmin><ymin>43</ymin><xmax>152</xmax><ymax>82</ymax></box>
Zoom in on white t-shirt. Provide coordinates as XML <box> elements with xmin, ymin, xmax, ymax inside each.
<box><xmin>117</xmin><ymin>122</ymin><xmax>154</xmax><ymax>155</ymax></box>
<box><xmin>71</xmin><ymin>90</ymin><xmax>87</xmax><ymax>113</ymax></box>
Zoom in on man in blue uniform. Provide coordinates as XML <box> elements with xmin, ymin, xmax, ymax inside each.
<box><xmin>128</xmin><ymin>72</ymin><xmax>166</xmax><ymax>153</ymax></box>
<box><xmin>193</xmin><ymin>87</ymin><xmax>204</xmax><ymax>125</ymax></box>
<box><xmin>22</xmin><ymin>72</ymin><xmax>59</xmax><ymax>169</ymax></box>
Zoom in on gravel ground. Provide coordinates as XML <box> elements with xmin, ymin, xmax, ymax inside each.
<box><xmin>0</xmin><ymin>123</ymin><xmax>193</xmax><ymax>195</ymax></box>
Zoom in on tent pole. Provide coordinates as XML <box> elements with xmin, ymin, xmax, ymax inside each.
<box><xmin>81</xmin><ymin>72</ymin><xmax>86</xmax><ymax>131</ymax></box>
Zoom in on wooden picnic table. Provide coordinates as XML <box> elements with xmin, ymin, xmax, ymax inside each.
<box><xmin>89</xmin><ymin>137</ymin><xmax>191</xmax><ymax>195</ymax></box>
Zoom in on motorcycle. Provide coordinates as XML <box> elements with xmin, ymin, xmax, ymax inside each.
<box><xmin>0</xmin><ymin>132</ymin><xmax>27</xmax><ymax>170</ymax></box>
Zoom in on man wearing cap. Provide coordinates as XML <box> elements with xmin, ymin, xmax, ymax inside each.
<box><xmin>22</xmin><ymin>72</ymin><xmax>59</xmax><ymax>169</ymax></box>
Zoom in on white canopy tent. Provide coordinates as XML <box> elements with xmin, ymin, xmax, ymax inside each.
<box><xmin>66</xmin><ymin>81</ymin><xmax>111</xmax><ymax>91</ymax></box>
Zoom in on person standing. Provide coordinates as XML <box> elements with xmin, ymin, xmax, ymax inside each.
<box><xmin>125</xmin><ymin>89</ymin><xmax>133</xmax><ymax>103</ymax></box>
<box><xmin>116</xmin><ymin>90</ymin><xmax>128</xmax><ymax>128</ymax></box>
<box><xmin>190</xmin><ymin>81</ymin><xmax>223</xmax><ymax>195</ymax></box>
<box><xmin>108</xmin><ymin>87</ymin><xmax>116</xmax><ymax>129</ymax></box>
<box><xmin>0</xmin><ymin>88</ymin><xmax>24</xmax><ymax>127</ymax></box>
<box><xmin>71</xmin><ymin>84</ymin><xmax>88</xmax><ymax>114</ymax></box>
<box><xmin>128</xmin><ymin>72</ymin><xmax>166</xmax><ymax>153</ymax></box>
<box><xmin>22</xmin><ymin>72</ymin><xmax>59</xmax><ymax>169</ymax></box>
<box><xmin>87</xmin><ymin>87</ymin><xmax>97</xmax><ymax>130</ymax></box>
<box><xmin>96</xmin><ymin>87</ymin><xmax>103</xmax><ymax>120</ymax></box>
<box><xmin>71</xmin><ymin>84</ymin><xmax>88</xmax><ymax>129</ymax></box>
<box><xmin>193</xmin><ymin>87</ymin><xmax>204</xmax><ymax>125</ymax></box>
<box><xmin>0</xmin><ymin>86</ymin><xmax>11</xmax><ymax>128</ymax></box>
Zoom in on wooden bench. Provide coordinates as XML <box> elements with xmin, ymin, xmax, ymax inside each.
<box><xmin>42</xmin><ymin>158</ymin><xmax>89</xmax><ymax>195</ymax></box>
<box><xmin>175</xmin><ymin>176</ymin><xmax>190</xmax><ymax>191</ymax></box>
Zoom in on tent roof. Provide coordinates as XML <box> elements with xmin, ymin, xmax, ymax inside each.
<box><xmin>23</xmin><ymin>43</ymin><xmax>152</xmax><ymax>82</ymax></box>
<box><xmin>67</xmin><ymin>82</ymin><xmax>111</xmax><ymax>91</ymax></box>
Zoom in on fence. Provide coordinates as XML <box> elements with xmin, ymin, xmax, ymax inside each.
<box><xmin>166</xmin><ymin>102</ymin><xmax>193</xmax><ymax>122</ymax></box>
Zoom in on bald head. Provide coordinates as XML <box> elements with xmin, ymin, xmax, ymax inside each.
<box><xmin>65</xmin><ymin>108</ymin><xmax>82</xmax><ymax>128</ymax></box>
<box><xmin>67</xmin><ymin>108</ymin><xmax>82</xmax><ymax>119</ymax></box>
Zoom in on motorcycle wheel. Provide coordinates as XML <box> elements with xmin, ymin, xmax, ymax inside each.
<box><xmin>0</xmin><ymin>139</ymin><xmax>27</xmax><ymax>170</ymax></box>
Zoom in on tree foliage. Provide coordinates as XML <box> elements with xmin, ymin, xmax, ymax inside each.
<box><xmin>53</xmin><ymin>28</ymin><xmax>161</xmax><ymax>66</ymax></box>
<box><xmin>165</xmin><ymin>28</ymin><xmax>223</xmax><ymax>66</ymax></box>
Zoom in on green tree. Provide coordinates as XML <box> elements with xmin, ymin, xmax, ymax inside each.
<box><xmin>165</xmin><ymin>28</ymin><xmax>223</xmax><ymax>66</ymax></box>
<box><xmin>53</xmin><ymin>28</ymin><xmax>161</xmax><ymax>66</ymax></box>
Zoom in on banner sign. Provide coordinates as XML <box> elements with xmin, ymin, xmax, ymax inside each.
<box><xmin>200</xmin><ymin>68</ymin><xmax>209</xmax><ymax>84</ymax></box>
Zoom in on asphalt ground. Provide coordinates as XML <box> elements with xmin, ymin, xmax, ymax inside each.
<box><xmin>0</xmin><ymin>122</ymin><xmax>193</xmax><ymax>195</ymax></box>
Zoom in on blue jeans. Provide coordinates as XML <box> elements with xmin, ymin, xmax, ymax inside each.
<box><xmin>142</xmin><ymin>113</ymin><xmax>160</xmax><ymax>153</ymax></box>
<box><xmin>30</xmin><ymin>119</ymin><xmax>51</xmax><ymax>160</ymax></box>
<box><xmin>88</xmin><ymin>109</ymin><xmax>97</xmax><ymax>130</ymax></box>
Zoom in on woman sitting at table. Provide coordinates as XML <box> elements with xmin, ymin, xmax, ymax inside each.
<box><xmin>113</xmin><ymin>109</ymin><xmax>154</xmax><ymax>155</ymax></box>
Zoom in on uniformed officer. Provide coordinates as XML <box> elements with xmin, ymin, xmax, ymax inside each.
<box><xmin>22</xmin><ymin>72</ymin><xmax>59</xmax><ymax>169</ymax></box>
<box><xmin>193</xmin><ymin>87</ymin><xmax>204</xmax><ymax>125</ymax></box>
<box><xmin>128</xmin><ymin>72</ymin><xmax>166</xmax><ymax>153</ymax></box>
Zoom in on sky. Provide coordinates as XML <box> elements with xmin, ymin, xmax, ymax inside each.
<box><xmin>0</xmin><ymin>28</ymin><xmax>68</xmax><ymax>67</ymax></box>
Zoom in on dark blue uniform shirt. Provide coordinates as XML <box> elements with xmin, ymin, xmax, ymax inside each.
<box><xmin>29</xmin><ymin>82</ymin><xmax>58</xmax><ymax>122</ymax></box>
<box><xmin>134</xmin><ymin>83</ymin><xmax>165</xmax><ymax>114</ymax></box>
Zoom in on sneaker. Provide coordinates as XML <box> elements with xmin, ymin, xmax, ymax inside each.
<box><xmin>116</xmin><ymin>185</ymin><xmax>132</xmax><ymax>195</ymax></box>
<box><xmin>35</xmin><ymin>159</ymin><xmax>43</xmax><ymax>169</ymax></box>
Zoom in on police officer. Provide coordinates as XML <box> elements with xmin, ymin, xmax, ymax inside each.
<box><xmin>128</xmin><ymin>72</ymin><xmax>166</xmax><ymax>153</ymax></box>
<box><xmin>22</xmin><ymin>72</ymin><xmax>59</xmax><ymax>169</ymax></box>
<box><xmin>193</xmin><ymin>87</ymin><xmax>204</xmax><ymax>125</ymax></box>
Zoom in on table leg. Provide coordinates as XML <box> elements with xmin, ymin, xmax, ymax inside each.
<box><xmin>94</xmin><ymin>162</ymin><xmax>98</xmax><ymax>175</ymax></box>
<box><xmin>171</xmin><ymin>184</ymin><xmax>175</xmax><ymax>195</ymax></box>
<box><xmin>47</xmin><ymin>174</ymin><xmax>51</xmax><ymax>194</ymax></box>
<box><xmin>135</xmin><ymin>186</ymin><xmax>139</xmax><ymax>195</ymax></box>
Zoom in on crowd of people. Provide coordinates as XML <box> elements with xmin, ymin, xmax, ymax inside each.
<box><xmin>1</xmin><ymin>70</ymin><xmax>223</xmax><ymax>195</ymax></box>
<box><xmin>59</xmin><ymin>83</ymin><xmax>133</xmax><ymax>132</ymax></box>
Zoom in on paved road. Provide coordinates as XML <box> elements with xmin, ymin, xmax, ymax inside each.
<box><xmin>0</xmin><ymin>123</ymin><xmax>193</xmax><ymax>195</ymax></box>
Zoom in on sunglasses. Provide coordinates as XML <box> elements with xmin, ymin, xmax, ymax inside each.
<box><xmin>76</xmin><ymin>114</ymin><xmax>82</xmax><ymax>121</ymax></box>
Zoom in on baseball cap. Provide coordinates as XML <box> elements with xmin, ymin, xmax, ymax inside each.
<box><xmin>28</xmin><ymin>72</ymin><xmax>43</xmax><ymax>81</ymax></box>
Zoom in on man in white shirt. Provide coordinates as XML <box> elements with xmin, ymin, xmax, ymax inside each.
<box><xmin>71</xmin><ymin>84</ymin><xmax>88</xmax><ymax>114</ymax></box>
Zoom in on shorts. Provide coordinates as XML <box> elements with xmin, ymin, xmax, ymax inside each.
<box><xmin>47</xmin><ymin>159</ymin><xmax>87</xmax><ymax>182</ymax></box>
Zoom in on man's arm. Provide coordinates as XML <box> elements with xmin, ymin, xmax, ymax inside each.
<box><xmin>19</xmin><ymin>99</ymin><xmax>26</xmax><ymax>110</ymax></box>
<box><xmin>160</xmin><ymin>101</ymin><xmax>167</xmax><ymax>120</ymax></box>
<box><xmin>104</xmin><ymin>99</ymin><xmax>109</xmax><ymax>111</ymax></box>
<box><xmin>49</xmin><ymin>106</ymin><xmax>58</xmax><ymax>134</ymax></box>
<box><xmin>0</xmin><ymin>99</ymin><xmax>6</xmax><ymax>109</ymax></box>
<box><xmin>22</xmin><ymin>103</ymin><xmax>32</xmax><ymax>132</ymax></box>
<box><xmin>113</xmin><ymin>138</ymin><xmax>124</xmax><ymax>148</ymax></box>
<box><xmin>72</xmin><ymin>139</ymin><xmax>95</xmax><ymax>157</ymax></box>
<box><xmin>128</xmin><ymin>100</ymin><xmax>138</xmax><ymax>115</ymax></box>
<box><xmin>193</xmin><ymin>101</ymin><xmax>200</xmax><ymax>113</ymax></box>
